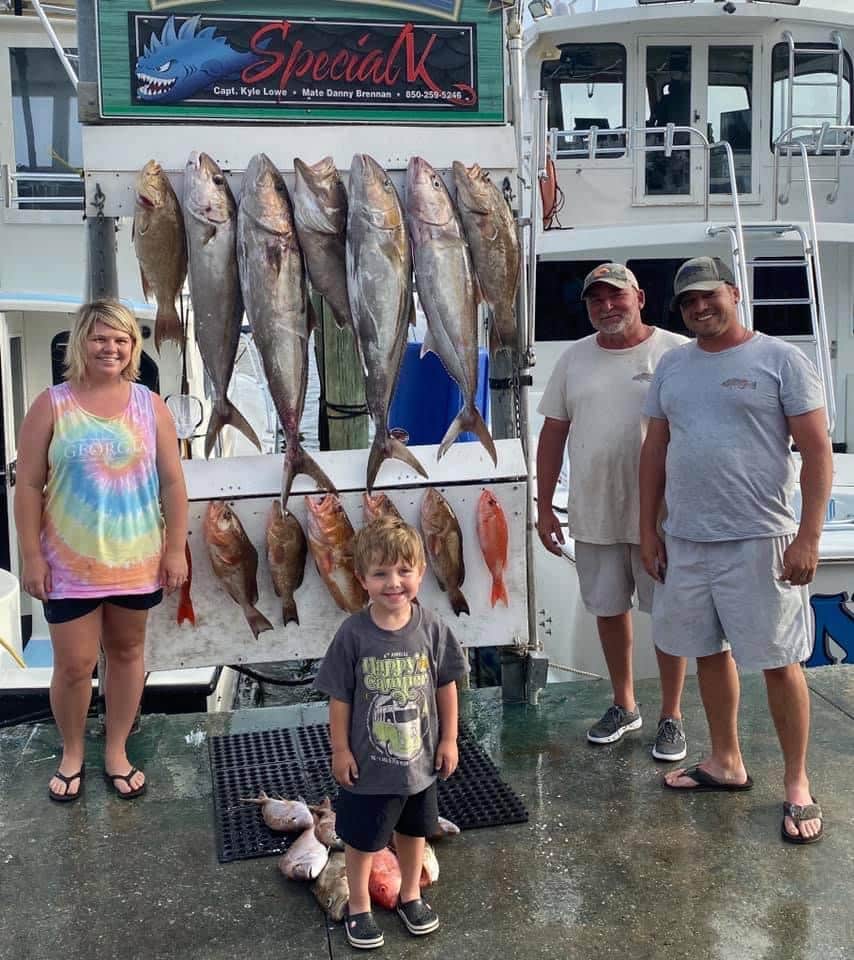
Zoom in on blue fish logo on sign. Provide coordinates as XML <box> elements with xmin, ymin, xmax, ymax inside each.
<box><xmin>135</xmin><ymin>15</ymin><xmax>268</xmax><ymax>104</ymax></box>
<box><xmin>148</xmin><ymin>0</ymin><xmax>466</xmax><ymax>23</ymax></box>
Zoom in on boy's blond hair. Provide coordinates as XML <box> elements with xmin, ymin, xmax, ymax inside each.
<box><xmin>352</xmin><ymin>516</ymin><xmax>426</xmax><ymax>577</ymax></box>
<box><xmin>64</xmin><ymin>299</ymin><xmax>143</xmax><ymax>383</ymax></box>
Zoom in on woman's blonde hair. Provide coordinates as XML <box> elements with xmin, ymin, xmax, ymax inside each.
<box><xmin>352</xmin><ymin>516</ymin><xmax>426</xmax><ymax>578</ymax></box>
<box><xmin>64</xmin><ymin>299</ymin><xmax>143</xmax><ymax>383</ymax></box>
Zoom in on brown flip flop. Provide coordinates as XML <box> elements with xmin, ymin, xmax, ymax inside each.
<box><xmin>664</xmin><ymin>763</ymin><xmax>753</xmax><ymax>792</ymax></box>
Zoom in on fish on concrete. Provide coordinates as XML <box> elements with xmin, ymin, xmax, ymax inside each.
<box><xmin>420</xmin><ymin>841</ymin><xmax>439</xmax><ymax>887</ymax></box>
<box><xmin>452</xmin><ymin>161</ymin><xmax>521</xmax><ymax>356</ymax></box>
<box><xmin>265</xmin><ymin>500</ymin><xmax>307</xmax><ymax>627</ymax></box>
<box><xmin>183</xmin><ymin>150</ymin><xmax>260</xmax><ymax>458</ymax></box>
<box><xmin>278</xmin><ymin>822</ymin><xmax>329</xmax><ymax>881</ymax></box>
<box><xmin>406</xmin><ymin>156</ymin><xmax>496</xmax><ymax>466</ymax></box>
<box><xmin>176</xmin><ymin>540</ymin><xmax>196</xmax><ymax>626</ymax></box>
<box><xmin>362</xmin><ymin>492</ymin><xmax>404</xmax><ymax>524</ymax></box>
<box><xmin>476</xmin><ymin>488</ymin><xmax>509</xmax><ymax>607</ymax></box>
<box><xmin>293</xmin><ymin>156</ymin><xmax>352</xmax><ymax>331</ymax></box>
<box><xmin>203</xmin><ymin>500</ymin><xmax>273</xmax><ymax>639</ymax></box>
<box><xmin>237</xmin><ymin>153</ymin><xmax>334</xmax><ymax>503</ymax></box>
<box><xmin>313</xmin><ymin>851</ymin><xmax>349</xmax><ymax>921</ymax></box>
<box><xmin>347</xmin><ymin>153</ymin><xmax>428</xmax><ymax>490</ymax></box>
<box><xmin>242</xmin><ymin>791</ymin><xmax>313</xmax><ymax>832</ymax></box>
<box><xmin>309</xmin><ymin>796</ymin><xmax>344</xmax><ymax>850</ymax></box>
<box><xmin>305</xmin><ymin>494</ymin><xmax>367</xmax><ymax>613</ymax></box>
<box><xmin>420</xmin><ymin>488</ymin><xmax>469</xmax><ymax>617</ymax></box>
<box><xmin>132</xmin><ymin>160</ymin><xmax>187</xmax><ymax>352</ymax></box>
<box><xmin>368</xmin><ymin>847</ymin><xmax>402</xmax><ymax>911</ymax></box>
<box><xmin>430</xmin><ymin>815</ymin><xmax>460</xmax><ymax>838</ymax></box>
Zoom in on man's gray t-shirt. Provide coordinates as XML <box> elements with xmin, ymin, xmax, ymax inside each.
<box><xmin>314</xmin><ymin>603</ymin><xmax>468</xmax><ymax>796</ymax></box>
<box><xmin>643</xmin><ymin>333</ymin><xmax>825</xmax><ymax>541</ymax></box>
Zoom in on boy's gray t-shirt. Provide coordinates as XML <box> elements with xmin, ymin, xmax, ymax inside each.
<box><xmin>643</xmin><ymin>333</ymin><xmax>825</xmax><ymax>542</ymax></box>
<box><xmin>314</xmin><ymin>603</ymin><xmax>468</xmax><ymax>796</ymax></box>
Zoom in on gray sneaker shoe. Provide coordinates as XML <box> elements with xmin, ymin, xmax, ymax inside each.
<box><xmin>587</xmin><ymin>704</ymin><xmax>642</xmax><ymax>744</ymax></box>
<box><xmin>652</xmin><ymin>716</ymin><xmax>687</xmax><ymax>762</ymax></box>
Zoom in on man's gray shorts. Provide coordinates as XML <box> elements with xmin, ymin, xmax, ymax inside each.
<box><xmin>574</xmin><ymin>541</ymin><xmax>654</xmax><ymax>617</ymax></box>
<box><xmin>652</xmin><ymin>534</ymin><xmax>811</xmax><ymax>670</ymax></box>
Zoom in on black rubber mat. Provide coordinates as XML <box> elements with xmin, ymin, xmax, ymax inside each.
<box><xmin>209</xmin><ymin>724</ymin><xmax>528</xmax><ymax>864</ymax></box>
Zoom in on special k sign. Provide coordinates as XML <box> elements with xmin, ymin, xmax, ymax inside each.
<box><xmin>96</xmin><ymin>0</ymin><xmax>504</xmax><ymax>123</ymax></box>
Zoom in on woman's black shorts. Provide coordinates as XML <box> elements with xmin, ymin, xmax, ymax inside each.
<box><xmin>43</xmin><ymin>589</ymin><xmax>163</xmax><ymax>625</ymax></box>
<box><xmin>334</xmin><ymin>782</ymin><xmax>439</xmax><ymax>853</ymax></box>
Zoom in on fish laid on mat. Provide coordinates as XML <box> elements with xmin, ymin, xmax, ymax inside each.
<box><xmin>362</xmin><ymin>492</ymin><xmax>404</xmax><ymax>524</ymax></box>
<box><xmin>183</xmin><ymin>150</ymin><xmax>260</xmax><ymax>457</ymax></box>
<box><xmin>265</xmin><ymin>500</ymin><xmax>307</xmax><ymax>627</ymax></box>
<box><xmin>368</xmin><ymin>847</ymin><xmax>402</xmax><ymax>910</ymax></box>
<box><xmin>347</xmin><ymin>153</ymin><xmax>428</xmax><ymax>490</ymax></box>
<box><xmin>203</xmin><ymin>500</ymin><xmax>273</xmax><ymax>639</ymax></box>
<box><xmin>237</xmin><ymin>153</ymin><xmax>334</xmax><ymax>503</ymax></box>
<box><xmin>305</xmin><ymin>494</ymin><xmax>367</xmax><ymax>613</ymax></box>
<box><xmin>177</xmin><ymin>540</ymin><xmax>196</xmax><ymax>626</ymax></box>
<box><xmin>430</xmin><ymin>815</ymin><xmax>460</xmax><ymax>839</ymax></box>
<box><xmin>313</xmin><ymin>852</ymin><xmax>349</xmax><ymax>921</ymax></box>
<box><xmin>421</xmin><ymin>488</ymin><xmax>469</xmax><ymax>616</ymax></box>
<box><xmin>476</xmin><ymin>488</ymin><xmax>509</xmax><ymax>607</ymax></box>
<box><xmin>278</xmin><ymin>822</ymin><xmax>329</xmax><ymax>880</ymax></box>
<box><xmin>242</xmin><ymin>791</ymin><xmax>313</xmax><ymax>832</ymax></box>
<box><xmin>132</xmin><ymin>159</ymin><xmax>187</xmax><ymax>352</ymax></box>
<box><xmin>293</xmin><ymin>156</ymin><xmax>352</xmax><ymax>331</ymax></box>
<box><xmin>452</xmin><ymin>161</ymin><xmax>521</xmax><ymax>356</ymax></box>
<box><xmin>406</xmin><ymin>156</ymin><xmax>496</xmax><ymax>465</ymax></box>
<box><xmin>420</xmin><ymin>841</ymin><xmax>439</xmax><ymax>886</ymax></box>
<box><xmin>309</xmin><ymin>796</ymin><xmax>343</xmax><ymax>850</ymax></box>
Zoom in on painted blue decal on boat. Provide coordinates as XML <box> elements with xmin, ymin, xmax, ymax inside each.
<box><xmin>806</xmin><ymin>592</ymin><xmax>854</xmax><ymax>668</ymax></box>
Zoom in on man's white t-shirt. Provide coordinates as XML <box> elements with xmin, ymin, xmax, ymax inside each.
<box><xmin>538</xmin><ymin>327</ymin><xmax>688</xmax><ymax>544</ymax></box>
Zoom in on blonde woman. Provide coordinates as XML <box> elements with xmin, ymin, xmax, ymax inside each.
<box><xmin>15</xmin><ymin>299</ymin><xmax>188</xmax><ymax>802</ymax></box>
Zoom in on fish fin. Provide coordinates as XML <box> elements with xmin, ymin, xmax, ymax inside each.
<box><xmin>282</xmin><ymin>446</ymin><xmax>337</xmax><ymax>505</ymax></box>
<box><xmin>177</xmin><ymin>590</ymin><xmax>196</xmax><ymax>626</ymax></box>
<box><xmin>154</xmin><ymin>301</ymin><xmax>183</xmax><ymax>353</ymax></box>
<box><xmin>307</xmin><ymin>298</ymin><xmax>319</xmax><ymax>335</ymax></box>
<box><xmin>330</xmin><ymin>306</ymin><xmax>348</xmax><ymax>330</ymax></box>
<box><xmin>139</xmin><ymin>267</ymin><xmax>153</xmax><ymax>302</ymax></box>
<box><xmin>427</xmin><ymin>534</ymin><xmax>443</xmax><ymax>560</ymax></box>
<box><xmin>202</xmin><ymin>224</ymin><xmax>217</xmax><ymax>245</ymax></box>
<box><xmin>450</xmin><ymin>587</ymin><xmax>470</xmax><ymax>617</ymax></box>
<box><xmin>282</xmin><ymin>597</ymin><xmax>299</xmax><ymax>626</ymax></box>
<box><xmin>204</xmin><ymin>400</ymin><xmax>262</xmax><ymax>458</ymax></box>
<box><xmin>244</xmin><ymin>605</ymin><xmax>274</xmax><ymax>639</ymax></box>
<box><xmin>420</xmin><ymin>328</ymin><xmax>439</xmax><ymax>360</ymax></box>
<box><xmin>366</xmin><ymin>434</ymin><xmax>428</xmax><ymax>491</ymax></box>
<box><xmin>491</xmin><ymin>576</ymin><xmax>509</xmax><ymax>608</ymax></box>
<box><xmin>408</xmin><ymin>299</ymin><xmax>417</xmax><ymax>327</ymax></box>
<box><xmin>488</xmin><ymin>318</ymin><xmax>506</xmax><ymax>358</ymax></box>
<box><xmin>437</xmin><ymin>406</ymin><xmax>497</xmax><ymax>466</ymax></box>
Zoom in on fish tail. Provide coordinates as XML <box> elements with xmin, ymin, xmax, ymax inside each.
<box><xmin>450</xmin><ymin>587</ymin><xmax>470</xmax><ymax>617</ymax></box>
<box><xmin>244</xmin><ymin>605</ymin><xmax>274</xmax><ymax>639</ymax></box>
<box><xmin>154</xmin><ymin>300</ymin><xmax>183</xmax><ymax>353</ymax></box>
<box><xmin>177</xmin><ymin>587</ymin><xmax>196</xmax><ymax>626</ymax></box>
<box><xmin>282</xmin><ymin>595</ymin><xmax>300</xmax><ymax>627</ymax></box>
<box><xmin>437</xmin><ymin>406</ymin><xmax>497</xmax><ymax>466</ymax></box>
<box><xmin>204</xmin><ymin>400</ymin><xmax>262</xmax><ymax>458</ymax></box>
<box><xmin>367</xmin><ymin>433</ymin><xmax>428</xmax><ymax>491</ymax></box>
<box><xmin>283</xmin><ymin>445</ymin><xmax>337</xmax><ymax>504</ymax></box>
<box><xmin>491</xmin><ymin>575</ymin><xmax>509</xmax><ymax>608</ymax></box>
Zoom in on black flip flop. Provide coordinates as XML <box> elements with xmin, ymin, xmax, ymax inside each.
<box><xmin>664</xmin><ymin>763</ymin><xmax>753</xmax><ymax>792</ymax></box>
<box><xmin>103</xmin><ymin>767</ymin><xmax>147</xmax><ymax>800</ymax></box>
<box><xmin>781</xmin><ymin>797</ymin><xmax>823</xmax><ymax>845</ymax></box>
<box><xmin>49</xmin><ymin>764</ymin><xmax>85</xmax><ymax>803</ymax></box>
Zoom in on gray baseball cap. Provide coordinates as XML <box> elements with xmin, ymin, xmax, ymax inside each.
<box><xmin>671</xmin><ymin>256</ymin><xmax>736</xmax><ymax>310</ymax></box>
<box><xmin>581</xmin><ymin>262</ymin><xmax>640</xmax><ymax>298</ymax></box>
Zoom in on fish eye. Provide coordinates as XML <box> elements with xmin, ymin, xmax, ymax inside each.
<box><xmin>212</xmin><ymin>174</ymin><xmax>225</xmax><ymax>186</ymax></box>
<box><xmin>431</xmin><ymin>175</ymin><xmax>442</xmax><ymax>189</ymax></box>
<box><xmin>156</xmin><ymin>60</ymin><xmax>173</xmax><ymax>73</ymax></box>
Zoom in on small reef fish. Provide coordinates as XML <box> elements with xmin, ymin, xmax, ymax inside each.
<box><xmin>266</xmin><ymin>500</ymin><xmax>307</xmax><ymax>626</ymax></box>
<box><xmin>421</xmin><ymin>488</ymin><xmax>469</xmax><ymax>616</ymax></box>
<box><xmin>242</xmin><ymin>791</ymin><xmax>313</xmax><ymax>832</ymax></box>
<box><xmin>313</xmin><ymin>852</ymin><xmax>349</xmax><ymax>921</ymax></box>
<box><xmin>368</xmin><ymin>847</ymin><xmax>402</xmax><ymax>910</ymax></box>
<box><xmin>203</xmin><ymin>500</ymin><xmax>273</xmax><ymax>639</ymax></box>
<box><xmin>431</xmin><ymin>816</ymin><xmax>460</xmax><ymax>838</ymax></box>
<box><xmin>305</xmin><ymin>494</ymin><xmax>367</xmax><ymax>613</ymax></box>
<box><xmin>309</xmin><ymin>796</ymin><xmax>343</xmax><ymax>850</ymax></box>
<box><xmin>476</xmin><ymin>488</ymin><xmax>510</xmax><ymax>607</ymax></box>
<box><xmin>420</xmin><ymin>841</ymin><xmax>439</xmax><ymax>887</ymax></box>
<box><xmin>176</xmin><ymin>540</ymin><xmax>196</xmax><ymax>626</ymax></box>
<box><xmin>278</xmin><ymin>822</ymin><xmax>329</xmax><ymax>880</ymax></box>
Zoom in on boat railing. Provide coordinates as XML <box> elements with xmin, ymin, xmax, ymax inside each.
<box><xmin>1</xmin><ymin>167</ymin><xmax>85</xmax><ymax>211</ymax></box>
<box><xmin>774</xmin><ymin>123</ymin><xmax>854</xmax><ymax>207</ymax></box>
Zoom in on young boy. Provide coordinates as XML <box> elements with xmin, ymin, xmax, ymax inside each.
<box><xmin>314</xmin><ymin>516</ymin><xmax>468</xmax><ymax>950</ymax></box>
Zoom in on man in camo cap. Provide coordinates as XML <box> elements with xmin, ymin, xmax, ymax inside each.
<box><xmin>536</xmin><ymin>262</ymin><xmax>689</xmax><ymax>761</ymax></box>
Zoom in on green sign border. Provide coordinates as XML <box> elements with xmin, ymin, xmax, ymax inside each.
<box><xmin>96</xmin><ymin>0</ymin><xmax>505</xmax><ymax>123</ymax></box>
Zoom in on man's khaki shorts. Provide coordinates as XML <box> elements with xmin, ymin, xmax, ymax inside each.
<box><xmin>652</xmin><ymin>534</ymin><xmax>811</xmax><ymax>670</ymax></box>
<box><xmin>574</xmin><ymin>541</ymin><xmax>654</xmax><ymax>617</ymax></box>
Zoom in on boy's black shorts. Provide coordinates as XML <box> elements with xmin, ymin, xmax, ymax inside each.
<box><xmin>335</xmin><ymin>782</ymin><xmax>439</xmax><ymax>853</ymax></box>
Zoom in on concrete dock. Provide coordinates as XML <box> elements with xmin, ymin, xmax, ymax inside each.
<box><xmin>1</xmin><ymin>667</ymin><xmax>852</xmax><ymax>960</ymax></box>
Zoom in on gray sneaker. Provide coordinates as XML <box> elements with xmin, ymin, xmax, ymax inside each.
<box><xmin>652</xmin><ymin>716</ymin><xmax>687</xmax><ymax>762</ymax></box>
<box><xmin>586</xmin><ymin>704</ymin><xmax>642</xmax><ymax>744</ymax></box>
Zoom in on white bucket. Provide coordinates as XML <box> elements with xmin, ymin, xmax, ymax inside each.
<box><xmin>0</xmin><ymin>569</ymin><xmax>23</xmax><ymax>669</ymax></box>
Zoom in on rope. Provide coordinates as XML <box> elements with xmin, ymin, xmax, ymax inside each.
<box><xmin>321</xmin><ymin>399</ymin><xmax>369</xmax><ymax>420</ymax></box>
<box><xmin>547</xmin><ymin>660</ymin><xmax>605</xmax><ymax>680</ymax></box>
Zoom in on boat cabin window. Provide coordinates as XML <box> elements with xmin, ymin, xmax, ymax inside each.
<box><xmin>540</xmin><ymin>45</ymin><xmax>627</xmax><ymax>159</ymax></box>
<box><xmin>707</xmin><ymin>46</ymin><xmax>754</xmax><ymax>195</ymax></box>
<box><xmin>10</xmin><ymin>48</ymin><xmax>84</xmax><ymax>211</ymax></box>
<box><xmin>771</xmin><ymin>43</ymin><xmax>852</xmax><ymax>153</ymax></box>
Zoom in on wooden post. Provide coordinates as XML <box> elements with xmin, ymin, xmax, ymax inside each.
<box><xmin>314</xmin><ymin>298</ymin><xmax>369</xmax><ymax>452</ymax></box>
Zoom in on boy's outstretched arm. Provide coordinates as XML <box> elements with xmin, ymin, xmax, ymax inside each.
<box><xmin>329</xmin><ymin>698</ymin><xmax>359</xmax><ymax>787</ymax></box>
<box><xmin>434</xmin><ymin>682</ymin><xmax>459</xmax><ymax>779</ymax></box>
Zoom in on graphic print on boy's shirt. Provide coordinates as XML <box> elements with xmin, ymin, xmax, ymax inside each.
<box><xmin>362</xmin><ymin>652</ymin><xmax>431</xmax><ymax>766</ymax></box>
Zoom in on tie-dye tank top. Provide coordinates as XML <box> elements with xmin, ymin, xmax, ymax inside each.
<box><xmin>41</xmin><ymin>382</ymin><xmax>163</xmax><ymax>598</ymax></box>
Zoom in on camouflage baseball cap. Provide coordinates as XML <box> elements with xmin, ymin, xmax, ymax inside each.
<box><xmin>671</xmin><ymin>256</ymin><xmax>736</xmax><ymax>310</ymax></box>
<box><xmin>581</xmin><ymin>262</ymin><xmax>640</xmax><ymax>298</ymax></box>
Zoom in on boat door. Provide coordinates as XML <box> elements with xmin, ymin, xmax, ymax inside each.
<box><xmin>0</xmin><ymin>313</ymin><xmax>20</xmax><ymax>579</ymax></box>
<box><xmin>636</xmin><ymin>39</ymin><xmax>761</xmax><ymax>204</ymax></box>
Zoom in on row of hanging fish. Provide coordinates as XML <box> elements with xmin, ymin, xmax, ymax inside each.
<box><xmin>132</xmin><ymin>151</ymin><xmax>520</xmax><ymax>497</ymax></box>
<box><xmin>195</xmin><ymin>487</ymin><xmax>509</xmax><ymax>637</ymax></box>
